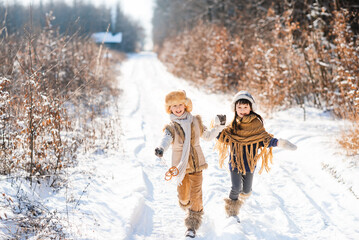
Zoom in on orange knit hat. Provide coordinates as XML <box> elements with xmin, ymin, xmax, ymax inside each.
<box><xmin>165</xmin><ymin>90</ymin><xmax>193</xmax><ymax>114</ymax></box>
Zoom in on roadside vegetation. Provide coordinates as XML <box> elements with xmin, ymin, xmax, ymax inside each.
<box><xmin>0</xmin><ymin>2</ymin><xmax>130</xmax><ymax>237</ymax></box>
<box><xmin>152</xmin><ymin>0</ymin><xmax>359</xmax><ymax>155</ymax></box>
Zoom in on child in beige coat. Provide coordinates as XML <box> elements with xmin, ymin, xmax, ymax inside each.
<box><xmin>155</xmin><ymin>90</ymin><xmax>225</xmax><ymax>238</ymax></box>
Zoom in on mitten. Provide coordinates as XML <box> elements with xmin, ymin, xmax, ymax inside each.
<box><xmin>155</xmin><ymin>147</ymin><xmax>164</xmax><ymax>157</ymax></box>
<box><xmin>277</xmin><ymin>139</ymin><xmax>297</xmax><ymax>151</ymax></box>
<box><xmin>215</xmin><ymin>114</ymin><xmax>226</xmax><ymax>126</ymax></box>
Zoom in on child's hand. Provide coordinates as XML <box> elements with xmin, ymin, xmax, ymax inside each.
<box><xmin>215</xmin><ymin>114</ymin><xmax>226</xmax><ymax>126</ymax></box>
<box><xmin>277</xmin><ymin>139</ymin><xmax>297</xmax><ymax>151</ymax></box>
<box><xmin>155</xmin><ymin>147</ymin><xmax>164</xmax><ymax>157</ymax></box>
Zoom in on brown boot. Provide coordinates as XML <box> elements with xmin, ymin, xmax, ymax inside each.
<box><xmin>185</xmin><ymin>209</ymin><xmax>204</xmax><ymax>231</ymax></box>
<box><xmin>224</xmin><ymin>192</ymin><xmax>252</xmax><ymax>217</ymax></box>
<box><xmin>224</xmin><ymin>198</ymin><xmax>243</xmax><ymax>217</ymax></box>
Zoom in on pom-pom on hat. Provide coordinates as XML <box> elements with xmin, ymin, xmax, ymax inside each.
<box><xmin>165</xmin><ymin>90</ymin><xmax>193</xmax><ymax>114</ymax></box>
<box><xmin>231</xmin><ymin>90</ymin><xmax>256</xmax><ymax>111</ymax></box>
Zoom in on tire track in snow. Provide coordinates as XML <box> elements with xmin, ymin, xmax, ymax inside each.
<box><xmin>119</xmin><ymin>53</ymin><xmax>187</xmax><ymax>239</ymax></box>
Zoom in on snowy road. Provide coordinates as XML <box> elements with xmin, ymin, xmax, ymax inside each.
<box><xmin>116</xmin><ymin>52</ymin><xmax>359</xmax><ymax>240</ymax></box>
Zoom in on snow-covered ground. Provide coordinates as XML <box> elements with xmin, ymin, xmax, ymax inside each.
<box><xmin>1</xmin><ymin>52</ymin><xmax>359</xmax><ymax>240</ymax></box>
<box><xmin>113</xmin><ymin>52</ymin><xmax>359</xmax><ymax>240</ymax></box>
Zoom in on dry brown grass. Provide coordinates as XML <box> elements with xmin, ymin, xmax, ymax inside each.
<box><xmin>157</xmin><ymin>7</ymin><xmax>359</xmax><ymax>156</ymax></box>
<box><xmin>0</xmin><ymin>14</ymin><xmax>126</xmax><ymax>239</ymax></box>
<box><xmin>339</xmin><ymin>123</ymin><xmax>359</xmax><ymax>156</ymax></box>
<box><xmin>0</xmin><ymin>16</ymin><xmax>125</xmax><ymax>178</ymax></box>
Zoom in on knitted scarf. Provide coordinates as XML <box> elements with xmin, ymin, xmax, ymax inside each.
<box><xmin>170</xmin><ymin>111</ymin><xmax>193</xmax><ymax>185</ymax></box>
<box><xmin>215</xmin><ymin>114</ymin><xmax>273</xmax><ymax>174</ymax></box>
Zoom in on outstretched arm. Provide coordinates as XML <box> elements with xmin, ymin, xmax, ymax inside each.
<box><xmin>261</xmin><ymin>138</ymin><xmax>296</xmax><ymax>150</ymax></box>
<box><xmin>277</xmin><ymin>138</ymin><xmax>297</xmax><ymax>150</ymax></box>
<box><xmin>202</xmin><ymin>115</ymin><xmax>226</xmax><ymax>141</ymax></box>
<box><xmin>155</xmin><ymin>129</ymin><xmax>173</xmax><ymax>157</ymax></box>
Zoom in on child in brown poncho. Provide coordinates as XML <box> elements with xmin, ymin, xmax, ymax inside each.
<box><xmin>215</xmin><ymin>90</ymin><xmax>297</xmax><ymax>221</ymax></box>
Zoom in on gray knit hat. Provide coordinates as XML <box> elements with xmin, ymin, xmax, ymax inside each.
<box><xmin>231</xmin><ymin>90</ymin><xmax>256</xmax><ymax>111</ymax></box>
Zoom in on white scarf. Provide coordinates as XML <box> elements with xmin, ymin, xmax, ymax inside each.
<box><xmin>170</xmin><ymin>111</ymin><xmax>193</xmax><ymax>185</ymax></box>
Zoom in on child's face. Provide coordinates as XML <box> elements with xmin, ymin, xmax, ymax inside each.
<box><xmin>170</xmin><ymin>103</ymin><xmax>185</xmax><ymax>117</ymax></box>
<box><xmin>236</xmin><ymin>103</ymin><xmax>251</xmax><ymax>118</ymax></box>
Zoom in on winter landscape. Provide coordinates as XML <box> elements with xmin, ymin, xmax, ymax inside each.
<box><xmin>1</xmin><ymin>0</ymin><xmax>359</xmax><ymax>239</ymax></box>
<box><xmin>2</xmin><ymin>52</ymin><xmax>359</xmax><ymax>239</ymax></box>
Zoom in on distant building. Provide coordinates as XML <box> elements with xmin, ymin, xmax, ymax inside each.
<box><xmin>91</xmin><ymin>32</ymin><xmax>122</xmax><ymax>50</ymax></box>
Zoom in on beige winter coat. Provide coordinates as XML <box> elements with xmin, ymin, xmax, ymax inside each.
<box><xmin>162</xmin><ymin>115</ymin><xmax>212</xmax><ymax>173</ymax></box>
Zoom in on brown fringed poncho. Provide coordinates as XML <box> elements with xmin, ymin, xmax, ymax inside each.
<box><xmin>215</xmin><ymin>114</ymin><xmax>274</xmax><ymax>174</ymax></box>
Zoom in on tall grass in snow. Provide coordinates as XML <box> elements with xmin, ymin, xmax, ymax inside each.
<box><xmin>157</xmin><ymin>8</ymin><xmax>359</xmax><ymax>155</ymax></box>
<box><xmin>0</xmin><ymin>13</ymin><xmax>124</xmax><ymax>238</ymax></box>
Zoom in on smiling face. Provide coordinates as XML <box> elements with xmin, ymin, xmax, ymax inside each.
<box><xmin>170</xmin><ymin>103</ymin><xmax>185</xmax><ymax>117</ymax></box>
<box><xmin>236</xmin><ymin>102</ymin><xmax>251</xmax><ymax>118</ymax></box>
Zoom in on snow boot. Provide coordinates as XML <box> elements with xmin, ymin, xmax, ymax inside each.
<box><xmin>185</xmin><ymin>209</ymin><xmax>203</xmax><ymax>237</ymax></box>
<box><xmin>185</xmin><ymin>229</ymin><xmax>196</xmax><ymax>238</ymax></box>
<box><xmin>224</xmin><ymin>198</ymin><xmax>243</xmax><ymax>217</ymax></box>
<box><xmin>224</xmin><ymin>193</ymin><xmax>251</xmax><ymax>218</ymax></box>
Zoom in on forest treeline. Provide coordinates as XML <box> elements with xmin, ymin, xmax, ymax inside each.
<box><xmin>0</xmin><ymin>1</ymin><xmax>144</xmax><ymax>52</ymax></box>
<box><xmin>152</xmin><ymin>0</ymin><xmax>359</xmax><ymax>154</ymax></box>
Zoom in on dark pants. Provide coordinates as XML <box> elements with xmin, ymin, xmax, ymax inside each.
<box><xmin>229</xmin><ymin>170</ymin><xmax>254</xmax><ymax>200</ymax></box>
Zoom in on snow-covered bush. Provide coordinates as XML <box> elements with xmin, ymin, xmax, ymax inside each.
<box><xmin>0</xmin><ymin>13</ymin><xmax>124</xmax><ymax>238</ymax></box>
<box><xmin>156</xmin><ymin>4</ymin><xmax>358</xmax><ymax>154</ymax></box>
<box><xmin>159</xmin><ymin>22</ymin><xmax>245</xmax><ymax>92</ymax></box>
